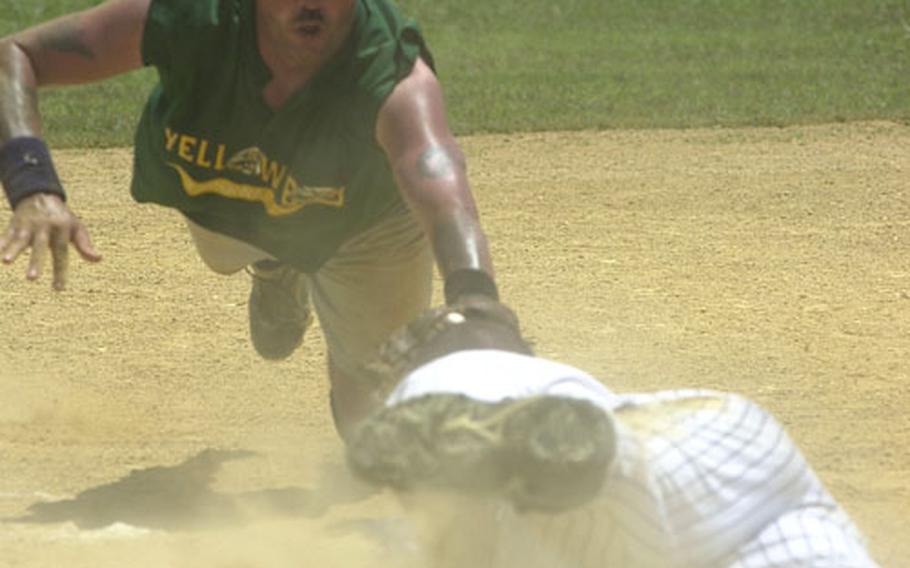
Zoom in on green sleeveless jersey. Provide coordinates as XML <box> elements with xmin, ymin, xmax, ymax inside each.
<box><xmin>133</xmin><ymin>0</ymin><xmax>433</xmax><ymax>272</ymax></box>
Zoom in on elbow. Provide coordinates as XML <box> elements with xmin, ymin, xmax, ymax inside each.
<box><xmin>0</xmin><ymin>37</ymin><xmax>15</xmax><ymax>66</ymax></box>
<box><xmin>0</xmin><ymin>37</ymin><xmax>39</xmax><ymax>85</ymax></box>
<box><xmin>0</xmin><ymin>39</ymin><xmax>18</xmax><ymax>81</ymax></box>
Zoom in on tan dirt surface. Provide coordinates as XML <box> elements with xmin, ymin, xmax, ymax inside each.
<box><xmin>1</xmin><ymin>121</ymin><xmax>908</xmax><ymax>567</ymax></box>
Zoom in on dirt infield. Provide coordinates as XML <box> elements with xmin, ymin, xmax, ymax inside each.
<box><xmin>1</xmin><ymin>122</ymin><xmax>908</xmax><ymax>567</ymax></box>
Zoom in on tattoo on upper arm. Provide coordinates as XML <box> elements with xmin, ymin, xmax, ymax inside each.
<box><xmin>35</xmin><ymin>18</ymin><xmax>95</xmax><ymax>60</ymax></box>
<box><xmin>417</xmin><ymin>145</ymin><xmax>461</xmax><ymax>179</ymax></box>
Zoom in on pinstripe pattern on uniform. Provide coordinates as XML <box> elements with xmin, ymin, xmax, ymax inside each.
<box><xmin>387</xmin><ymin>352</ymin><xmax>878</xmax><ymax>568</ymax></box>
<box><xmin>521</xmin><ymin>390</ymin><xmax>878</xmax><ymax>568</ymax></box>
<box><xmin>628</xmin><ymin>391</ymin><xmax>816</xmax><ymax>564</ymax></box>
<box><xmin>729</xmin><ymin>498</ymin><xmax>877</xmax><ymax>567</ymax></box>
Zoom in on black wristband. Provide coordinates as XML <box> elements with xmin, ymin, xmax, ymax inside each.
<box><xmin>0</xmin><ymin>137</ymin><xmax>66</xmax><ymax>209</ymax></box>
<box><xmin>443</xmin><ymin>268</ymin><xmax>499</xmax><ymax>305</ymax></box>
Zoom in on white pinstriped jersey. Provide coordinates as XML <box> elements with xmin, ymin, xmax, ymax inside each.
<box><xmin>387</xmin><ymin>350</ymin><xmax>879</xmax><ymax>568</ymax></box>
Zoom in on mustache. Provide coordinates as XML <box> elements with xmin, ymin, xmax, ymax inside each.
<box><xmin>295</xmin><ymin>8</ymin><xmax>325</xmax><ymax>23</ymax></box>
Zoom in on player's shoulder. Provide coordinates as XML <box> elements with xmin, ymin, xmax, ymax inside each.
<box><xmin>349</xmin><ymin>0</ymin><xmax>434</xmax><ymax>98</ymax></box>
<box><xmin>614</xmin><ymin>388</ymin><xmax>762</xmax><ymax>414</ymax></box>
<box><xmin>614</xmin><ymin>388</ymin><xmax>804</xmax><ymax>504</ymax></box>
<box><xmin>613</xmin><ymin>389</ymin><xmax>777</xmax><ymax>440</ymax></box>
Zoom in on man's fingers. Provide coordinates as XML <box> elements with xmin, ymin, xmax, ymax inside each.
<box><xmin>0</xmin><ymin>226</ymin><xmax>14</xmax><ymax>261</ymax></box>
<box><xmin>3</xmin><ymin>210</ymin><xmax>100</xmax><ymax>288</ymax></box>
<box><xmin>51</xmin><ymin>230</ymin><xmax>70</xmax><ymax>291</ymax></box>
<box><xmin>72</xmin><ymin>223</ymin><xmax>102</xmax><ymax>262</ymax></box>
<box><xmin>3</xmin><ymin>227</ymin><xmax>32</xmax><ymax>265</ymax></box>
<box><xmin>0</xmin><ymin>229</ymin><xmax>13</xmax><ymax>262</ymax></box>
<box><xmin>26</xmin><ymin>229</ymin><xmax>49</xmax><ymax>281</ymax></box>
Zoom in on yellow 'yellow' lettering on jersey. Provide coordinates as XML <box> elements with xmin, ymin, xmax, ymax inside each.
<box><xmin>259</xmin><ymin>156</ymin><xmax>288</xmax><ymax>190</ymax></box>
<box><xmin>214</xmin><ymin>144</ymin><xmax>226</xmax><ymax>171</ymax></box>
<box><xmin>165</xmin><ymin>128</ymin><xmax>179</xmax><ymax>152</ymax></box>
<box><xmin>177</xmin><ymin>135</ymin><xmax>197</xmax><ymax>163</ymax></box>
<box><xmin>165</xmin><ymin>128</ymin><xmax>226</xmax><ymax>172</ymax></box>
<box><xmin>196</xmin><ymin>139</ymin><xmax>212</xmax><ymax>168</ymax></box>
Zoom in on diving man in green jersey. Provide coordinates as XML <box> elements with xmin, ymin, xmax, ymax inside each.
<box><xmin>0</xmin><ymin>0</ymin><xmax>498</xmax><ymax>440</ymax></box>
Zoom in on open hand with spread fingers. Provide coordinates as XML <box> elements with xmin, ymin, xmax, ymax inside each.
<box><xmin>0</xmin><ymin>193</ymin><xmax>101</xmax><ymax>291</ymax></box>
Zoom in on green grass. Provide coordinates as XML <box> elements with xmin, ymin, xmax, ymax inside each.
<box><xmin>411</xmin><ymin>0</ymin><xmax>910</xmax><ymax>132</ymax></box>
<box><xmin>2</xmin><ymin>0</ymin><xmax>908</xmax><ymax>146</ymax></box>
<box><xmin>0</xmin><ymin>0</ymin><xmax>157</xmax><ymax>147</ymax></box>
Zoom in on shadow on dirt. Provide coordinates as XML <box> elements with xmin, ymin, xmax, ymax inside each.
<box><xmin>3</xmin><ymin>449</ymin><xmax>373</xmax><ymax>531</ymax></box>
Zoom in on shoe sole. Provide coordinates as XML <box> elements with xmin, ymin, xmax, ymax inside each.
<box><xmin>248</xmin><ymin>267</ymin><xmax>312</xmax><ymax>361</ymax></box>
<box><xmin>248</xmin><ymin>301</ymin><xmax>312</xmax><ymax>360</ymax></box>
<box><xmin>347</xmin><ymin>394</ymin><xmax>615</xmax><ymax>513</ymax></box>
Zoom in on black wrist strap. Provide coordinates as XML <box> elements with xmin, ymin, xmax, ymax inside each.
<box><xmin>444</xmin><ymin>268</ymin><xmax>499</xmax><ymax>305</ymax></box>
<box><xmin>0</xmin><ymin>137</ymin><xmax>66</xmax><ymax>209</ymax></box>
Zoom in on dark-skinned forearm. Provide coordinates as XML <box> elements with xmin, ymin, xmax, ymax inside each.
<box><xmin>0</xmin><ymin>40</ymin><xmax>42</xmax><ymax>144</ymax></box>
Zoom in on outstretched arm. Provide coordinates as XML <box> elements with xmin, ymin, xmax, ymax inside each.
<box><xmin>376</xmin><ymin>58</ymin><xmax>498</xmax><ymax>304</ymax></box>
<box><xmin>0</xmin><ymin>0</ymin><xmax>150</xmax><ymax>290</ymax></box>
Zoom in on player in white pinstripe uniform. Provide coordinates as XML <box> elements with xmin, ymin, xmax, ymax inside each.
<box><xmin>347</xmin><ymin>299</ymin><xmax>879</xmax><ymax>568</ymax></box>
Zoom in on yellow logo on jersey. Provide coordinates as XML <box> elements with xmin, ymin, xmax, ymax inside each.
<box><xmin>164</xmin><ymin>128</ymin><xmax>345</xmax><ymax>216</ymax></box>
